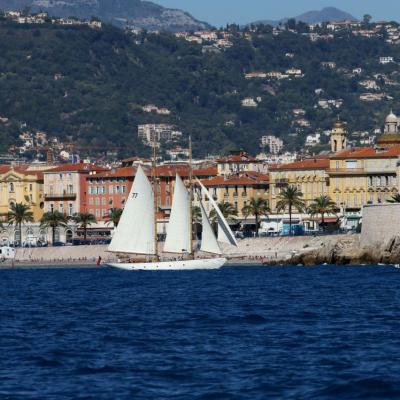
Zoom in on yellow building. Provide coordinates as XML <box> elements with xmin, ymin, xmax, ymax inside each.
<box><xmin>269</xmin><ymin>158</ymin><xmax>330</xmax><ymax>212</ymax></box>
<box><xmin>199</xmin><ymin>172</ymin><xmax>270</xmax><ymax>219</ymax></box>
<box><xmin>328</xmin><ymin>147</ymin><xmax>400</xmax><ymax>209</ymax></box>
<box><xmin>0</xmin><ymin>165</ymin><xmax>45</xmax><ymax>221</ymax></box>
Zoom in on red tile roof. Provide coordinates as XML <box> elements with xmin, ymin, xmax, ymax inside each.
<box><xmin>270</xmin><ymin>158</ymin><xmax>330</xmax><ymax>171</ymax></box>
<box><xmin>89</xmin><ymin>166</ymin><xmax>137</xmax><ymax>179</ymax></box>
<box><xmin>46</xmin><ymin>163</ymin><xmax>108</xmax><ymax>173</ymax></box>
<box><xmin>217</xmin><ymin>153</ymin><xmax>257</xmax><ymax>163</ymax></box>
<box><xmin>331</xmin><ymin>146</ymin><xmax>400</xmax><ymax>159</ymax></box>
<box><xmin>200</xmin><ymin>174</ymin><xmax>269</xmax><ymax>187</ymax></box>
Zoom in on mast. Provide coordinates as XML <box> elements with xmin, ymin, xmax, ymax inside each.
<box><xmin>188</xmin><ymin>136</ymin><xmax>194</xmax><ymax>258</ymax></box>
<box><xmin>152</xmin><ymin>139</ymin><xmax>159</xmax><ymax>261</ymax></box>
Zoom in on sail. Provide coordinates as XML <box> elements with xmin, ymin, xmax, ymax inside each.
<box><xmin>108</xmin><ymin>165</ymin><xmax>155</xmax><ymax>255</ymax></box>
<box><xmin>164</xmin><ymin>174</ymin><xmax>191</xmax><ymax>253</ymax></box>
<box><xmin>196</xmin><ymin>178</ymin><xmax>238</xmax><ymax>247</ymax></box>
<box><xmin>218</xmin><ymin>217</ymin><xmax>233</xmax><ymax>244</ymax></box>
<box><xmin>200</xmin><ymin>201</ymin><xmax>221</xmax><ymax>255</ymax></box>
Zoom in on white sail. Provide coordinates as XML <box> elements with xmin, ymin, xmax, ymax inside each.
<box><xmin>196</xmin><ymin>178</ymin><xmax>238</xmax><ymax>247</ymax></box>
<box><xmin>200</xmin><ymin>201</ymin><xmax>221</xmax><ymax>255</ymax></box>
<box><xmin>218</xmin><ymin>218</ymin><xmax>233</xmax><ymax>244</ymax></box>
<box><xmin>108</xmin><ymin>165</ymin><xmax>155</xmax><ymax>255</ymax></box>
<box><xmin>164</xmin><ymin>174</ymin><xmax>191</xmax><ymax>253</ymax></box>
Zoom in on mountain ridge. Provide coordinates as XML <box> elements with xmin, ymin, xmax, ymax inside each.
<box><xmin>250</xmin><ymin>7</ymin><xmax>357</xmax><ymax>27</ymax></box>
<box><xmin>0</xmin><ymin>0</ymin><xmax>210</xmax><ymax>31</ymax></box>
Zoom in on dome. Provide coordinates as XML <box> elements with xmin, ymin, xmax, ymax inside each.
<box><xmin>386</xmin><ymin>111</ymin><xmax>397</xmax><ymax>123</ymax></box>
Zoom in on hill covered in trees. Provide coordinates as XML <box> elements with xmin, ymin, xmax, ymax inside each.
<box><xmin>0</xmin><ymin>16</ymin><xmax>400</xmax><ymax>158</ymax></box>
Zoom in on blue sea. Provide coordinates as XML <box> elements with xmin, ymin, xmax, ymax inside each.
<box><xmin>1</xmin><ymin>265</ymin><xmax>400</xmax><ymax>399</ymax></box>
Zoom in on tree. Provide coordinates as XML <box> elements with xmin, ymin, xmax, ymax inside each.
<box><xmin>387</xmin><ymin>194</ymin><xmax>400</xmax><ymax>203</ymax></box>
<box><xmin>276</xmin><ymin>186</ymin><xmax>306</xmax><ymax>235</ymax></box>
<box><xmin>105</xmin><ymin>207</ymin><xmax>123</xmax><ymax>227</ymax></box>
<box><xmin>242</xmin><ymin>198</ymin><xmax>270</xmax><ymax>237</ymax></box>
<box><xmin>7</xmin><ymin>203</ymin><xmax>34</xmax><ymax>245</ymax></box>
<box><xmin>308</xmin><ymin>195</ymin><xmax>337</xmax><ymax>231</ymax></box>
<box><xmin>363</xmin><ymin>14</ymin><xmax>372</xmax><ymax>25</ymax></box>
<box><xmin>209</xmin><ymin>201</ymin><xmax>238</xmax><ymax>221</ymax></box>
<box><xmin>73</xmin><ymin>212</ymin><xmax>97</xmax><ymax>241</ymax></box>
<box><xmin>40</xmin><ymin>210</ymin><xmax>69</xmax><ymax>244</ymax></box>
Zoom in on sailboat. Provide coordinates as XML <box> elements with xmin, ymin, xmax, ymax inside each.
<box><xmin>106</xmin><ymin>161</ymin><xmax>238</xmax><ymax>271</ymax></box>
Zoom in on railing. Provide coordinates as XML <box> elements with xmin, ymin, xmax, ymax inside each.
<box><xmin>45</xmin><ymin>193</ymin><xmax>77</xmax><ymax>200</ymax></box>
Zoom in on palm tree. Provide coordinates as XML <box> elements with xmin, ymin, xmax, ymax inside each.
<box><xmin>73</xmin><ymin>212</ymin><xmax>97</xmax><ymax>241</ymax></box>
<box><xmin>387</xmin><ymin>194</ymin><xmax>400</xmax><ymax>203</ymax></box>
<box><xmin>40</xmin><ymin>210</ymin><xmax>69</xmax><ymax>244</ymax></box>
<box><xmin>209</xmin><ymin>201</ymin><xmax>238</xmax><ymax>221</ymax></box>
<box><xmin>308</xmin><ymin>195</ymin><xmax>337</xmax><ymax>231</ymax></box>
<box><xmin>276</xmin><ymin>185</ymin><xmax>306</xmax><ymax>235</ymax></box>
<box><xmin>8</xmin><ymin>203</ymin><xmax>34</xmax><ymax>245</ymax></box>
<box><xmin>242</xmin><ymin>198</ymin><xmax>270</xmax><ymax>237</ymax></box>
<box><xmin>105</xmin><ymin>207</ymin><xmax>123</xmax><ymax>227</ymax></box>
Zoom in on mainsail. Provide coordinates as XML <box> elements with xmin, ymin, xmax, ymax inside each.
<box><xmin>108</xmin><ymin>165</ymin><xmax>155</xmax><ymax>255</ymax></box>
<box><xmin>164</xmin><ymin>174</ymin><xmax>191</xmax><ymax>253</ymax></box>
<box><xmin>200</xmin><ymin>200</ymin><xmax>221</xmax><ymax>255</ymax></box>
<box><xmin>196</xmin><ymin>178</ymin><xmax>238</xmax><ymax>247</ymax></box>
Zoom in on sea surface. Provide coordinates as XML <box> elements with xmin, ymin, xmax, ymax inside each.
<box><xmin>1</xmin><ymin>266</ymin><xmax>400</xmax><ymax>399</ymax></box>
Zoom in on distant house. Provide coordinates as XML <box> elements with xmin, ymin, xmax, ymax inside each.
<box><xmin>379</xmin><ymin>56</ymin><xmax>394</xmax><ymax>64</ymax></box>
<box><xmin>241</xmin><ymin>98</ymin><xmax>258</xmax><ymax>107</ymax></box>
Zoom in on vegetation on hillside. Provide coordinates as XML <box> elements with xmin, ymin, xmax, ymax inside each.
<box><xmin>0</xmin><ymin>17</ymin><xmax>399</xmax><ymax>157</ymax></box>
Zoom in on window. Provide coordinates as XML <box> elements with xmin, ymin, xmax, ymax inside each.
<box><xmin>68</xmin><ymin>204</ymin><xmax>73</xmax><ymax>216</ymax></box>
<box><xmin>102</xmin><ymin>198</ymin><xmax>107</xmax><ymax>206</ymax></box>
<box><xmin>59</xmin><ymin>203</ymin><xmax>63</xmax><ymax>212</ymax></box>
<box><xmin>9</xmin><ymin>183</ymin><xmax>14</xmax><ymax>193</ymax></box>
<box><xmin>95</xmin><ymin>209</ymin><xmax>100</xmax><ymax>217</ymax></box>
<box><xmin>29</xmin><ymin>194</ymin><xmax>32</xmax><ymax>202</ymax></box>
<box><xmin>122</xmin><ymin>186</ymin><xmax>127</xmax><ymax>194</ymax></box>
<box><xmin>50</xmin><ymin>185</ymin><xmax>54</xmax><ymax>195</ymax></box>
<box><xmin>102</xmin><ymin>209</ymin><xmax>108</xmax><ymax>217</ymax></box>
<box><xmin>109</xmin><ymin>186</ymin><xmax>114</xmax><ymax>195</ymax></box>
<box><xmin>29</xmin><ymin>184</ymin><xmax>33</xmax><ymax>191</ymax></box>
<box><xmin>95</xmin><ymin>198</ymin><xmax>100</xmax><ymax>206</ymax></box>
<box><xmin>50</xmin><ymin>204</ymin><xmax>54</xmax><ymax>212</ymax></box>
<box><xmin>116</xmin><ymin>186</ymin><xmax>120</xmax><ymax>194</ymax></box>
<box><xmin>336</xmin><ymin>161</ymin><xmax>340</xmax><ymax>169</ymax></box>
<box><xmin>89</xmin><ymin>209</ymin><xmax>94</xmax><ymax>215</ymax></box>
<box><xmin>68</xmin><ymin>185</ymin><xmax>73</xmax><ymax>194</ymax></box>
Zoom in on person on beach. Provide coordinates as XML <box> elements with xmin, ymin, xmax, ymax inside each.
<box><xmin>96</xmin><ymin>256</ymin><xmax>102</xmax><ymax>266</ymax></box>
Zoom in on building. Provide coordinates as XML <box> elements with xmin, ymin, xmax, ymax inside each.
<box><xmin>260</xmin><ymin>135</ymin><xmax>284</xmax><ymax>154</ymax></box>
<box><xmin>86</xmin><ymin>167</ymin><xmax>136</xmax><ymax>221</ymax></box>
<box><xmin>0</xmin><ymin>165</ymin><xmax>45</xmax><ymax>222</ymax></box>
<box><xmin>217</xmin><ymin>152</ymin><xmax>263</xmax><ymax>176</ymax></box>
<box><xmin>330</xmin><ymin>118</ymin><xmax>347</xmax><ymax>153</ymax></box>
<box><xmin>199</xmin><ymin>172</ymin><xmax>270</xmax><ymax>219</ymax></box>
<box><xmin>328</xmin><ymin>147</ymin><xmax>400</xmax><ymax>228</ymax></box>
<box><xmin>241</xmin><ymin>98</ymin><xmax>258</xmax><ymax>107</ymax></box>
<box><xmin>43</xmin><ymin>163</ymin><xmax>107</xmax><ymax>217</ymax></box>
<box><xmin>379</xmin><ymin>56</ymin><xmax>394</xmax><ymax>64</ymax></box>
<box><xmin>377</xmin><ymin>110</ymin><xmax>400</xmax><ymax>149</ymax></box>
<box><xmin>269</xmin><ymin>158</ymin><xmax>330</xmax><ymax>212</ymax></box>
<box><xmin>138</xmin><ymin>124</ymin><xmax>182</xmax><ymax>146</ymax></box>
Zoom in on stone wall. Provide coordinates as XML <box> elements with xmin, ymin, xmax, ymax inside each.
<box><xmin>361</xmin><ymin>204</ymin><xmax>400</xmax><ymax>246</ymax></box>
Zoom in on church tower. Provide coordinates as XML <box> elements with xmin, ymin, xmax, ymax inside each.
<box><xmin>384</xmin><ymin>110</ymin><xmax>398</xmax><ymax>134</ymax></box>
<box><xmin>330</xmin><ymin>117</ymin><xmax>347</xmax><ymax>153</ymax></box>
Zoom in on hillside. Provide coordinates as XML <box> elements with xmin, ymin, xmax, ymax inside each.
<box><xmin>0</xmin><ymin>17</ymin><xmax>400</xmax><ymax>159</ymax></box>
<box><xmin>251</xmin><ymin>7</ymin><xmax>357</xmax><ymax>27</ymax></box>
<box><xmin>0</xmin><ymin>0</ymin><xmax>209</xmax><ymax>31</ymax></box>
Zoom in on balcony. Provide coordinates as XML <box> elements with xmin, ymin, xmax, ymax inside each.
<box><xmin>45</xmin><ymin>193</ymin><xmax>77</xmax><ymax>201</ymax></box>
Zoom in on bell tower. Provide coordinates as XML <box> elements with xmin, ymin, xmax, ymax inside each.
<box><xmin>330</xmin><ymin>117</ymin><xmax>347</xmax><ymax>153</ymax></box>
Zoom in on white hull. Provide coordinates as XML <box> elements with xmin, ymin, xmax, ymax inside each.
<box><xmin>106</xmin><ymin>257</ymin><xmax>227</xmax><ymax>271</ymax></box>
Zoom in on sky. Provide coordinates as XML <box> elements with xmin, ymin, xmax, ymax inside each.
<box><xmin>154</xmin><ymin>0</ymin><xmax>400</xmax><ymax>26</ymax></box>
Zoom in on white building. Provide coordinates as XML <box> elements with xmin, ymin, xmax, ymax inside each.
<box><xmin>305</xmin><ymin>133</ymin><xmax>321</xmax><ymax>146</ymax></box>
<box><xmin>138</xmin><ymin>124</ymin><xmax>181</xmax><ymax>145</ymax></box>
<box><xmin>241</xmin><ymin>98</ymin><xmax>258</xmax><ymax>107</ymax></box>
<box><xmin>260</xmin><ymin>135</ymin><xmax>284</xmax><ymax>154</ymax></box>
<box><xmin>379</xmin><ymin>56</ymin><xmax>394</xmax><ymax>64</ymax></box>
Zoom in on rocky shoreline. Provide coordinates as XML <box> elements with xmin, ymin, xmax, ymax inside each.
<box><xmin>2</xmin><ymin>233</ymin><xmax>399</xmax><ymax>268</ymax></box>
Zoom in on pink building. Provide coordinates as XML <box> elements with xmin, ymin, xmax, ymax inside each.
<box><xmin>43</xmin><ymin>163</ymin><xmax>107</xmax><ymax>216</ymax></box>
